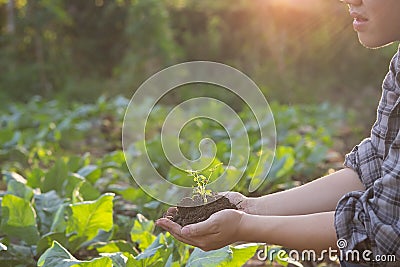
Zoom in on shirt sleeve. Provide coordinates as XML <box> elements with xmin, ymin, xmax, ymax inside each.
<box><xmin>335</xmin><ymin>137</ymin><xmax>400</xmax><ymax>260</ymax></box>
<box><xmin>343</xmin><ymin>137</ymin><xmax>382</xmax><ymax>189</ymax></box>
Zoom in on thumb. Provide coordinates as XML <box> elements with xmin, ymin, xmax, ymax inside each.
<box><xmin>218</xmin><ymin>191</ymin><xmax>242</xmax><ymax>205</ymax></box>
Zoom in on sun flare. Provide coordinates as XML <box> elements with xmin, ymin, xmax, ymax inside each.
<box><xmin>268</xmin><ymin>0</ymin><xmax>324</xmax><ymax>12</ymax></box>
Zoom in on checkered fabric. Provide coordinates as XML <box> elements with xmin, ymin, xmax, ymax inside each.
<box><xmin>335</xmin><ymin>46</ymin><xmax>400</xmax><ymax>266</ymax></box>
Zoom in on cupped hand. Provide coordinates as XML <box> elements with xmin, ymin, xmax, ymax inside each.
<box><xmin>156</xmin><ymin>209</ymin><xmax>245</xmax><ymax>251</ymax></box>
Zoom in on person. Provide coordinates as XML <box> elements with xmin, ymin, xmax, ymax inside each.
<box><xmin>156</xmin><ymin>0</ymin><xmax>400</xmax><ymax>266</ymax></box>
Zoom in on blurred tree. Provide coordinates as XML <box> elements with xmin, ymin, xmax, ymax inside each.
<box><xmin>166</xmin><ymin>0</ymin><xmax>396</xmax><ymax>109</ymax></box>
<box><xmin>0</xmin><ymin>0</ymin><xmax>73</xmax><ymax>99</ymax></box>
<box><xmin>114</xmin><ymin>0</ymin><xmax>181</xmax><ymax>95</ymax></box>
<box><xmin>6</xmin><ymin>0</ymin><xmax>15</xmax><ymax>34</ymax></box>
<box><xmin>63</xmin><ymin>0</ymin><xmax>129</xmax><ymax>77</ymax></box>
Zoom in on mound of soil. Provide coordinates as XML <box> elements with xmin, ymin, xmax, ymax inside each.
<box><xmin>165</xmin><ymin>193</ymin><xmax>238</xmax><ymax>226</ymax></box>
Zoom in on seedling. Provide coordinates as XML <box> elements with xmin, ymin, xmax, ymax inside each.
<box><xmin>170</xmin><ymin>162</ymin><xmax>237</xmax><ymax>226</ymax></box>
<box><xmin>186</xmin><ymin>163</ymin><xmax>223</xmax><ymax>203</ymax></box>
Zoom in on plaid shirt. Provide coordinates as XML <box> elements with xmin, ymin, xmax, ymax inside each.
<box><xmin>335</xmin><ymin>47</ymin><xmax>400</xmax><ymax>266</ymax></box>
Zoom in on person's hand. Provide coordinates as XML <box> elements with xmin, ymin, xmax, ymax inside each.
<box><xmin>156</xmin><ymin>209</ymin><xmax>246</xmax><ymax>251</ymax></box>
<box><xmin>219</xmin><ymin>191</ymin><xmax>259</xmax><ymax>214</ymax></box>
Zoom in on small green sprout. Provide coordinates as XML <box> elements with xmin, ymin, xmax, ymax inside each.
<box><xmin>186</xmin><ymin>163</ymin><xmax>223</xmax><ymax>203</ymax></box>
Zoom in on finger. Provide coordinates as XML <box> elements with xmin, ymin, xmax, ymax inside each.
<box><xmin>217</xmin><ymin>191</ymin><xmax>233</xmax><ymax>197</ymax></box>
<box><xmin>164</xmin><ymin>207</ymin><xmax>177</xmax><ymax>218</ymax></box>
<box><xmin>170</xmin><ymin>228</ymin><xmax>220</xmax><ymax>251</ymax></box>
<box><xmin>156</xmin><ymin>219</ymin><xmax>198</xmax><ymax>246</ymax></box>
<box><xmin>217</xmin><ymin>191</ymin><xmax>241</xmax><ymax>205</ymax></box>
<box><xmin>158</xmin><ymin>217</ymin><xmax>223</xmax><ymax>250</ymax></box>
<box><xmin>156</xmin><ymin>218</ymin><xmax>182</xmax><ymax>234</ymax></box>
<box><xmin>181</xmin><ymin>218</ymin><xmax>219</xmax><ymax>237</ymax></box>
<box><xmin>167</xmin><ymin>207</ymin><xmax>178</xmax><ymax>214</ymax></box>
<box><xmin>217</xmin><ymin>191</ymin><xmax>235</xmax><ymax>202</ymax></box>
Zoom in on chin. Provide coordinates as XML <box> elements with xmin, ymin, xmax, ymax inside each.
<box><xmin>360</xmin><ymin>42</ymin><xmax>392</xmax><ymax>49</ymax></box>
<box><xmin>358</xmin><ymin>36</ymin><xmax>394</xmax><ymax>49</ymax></box>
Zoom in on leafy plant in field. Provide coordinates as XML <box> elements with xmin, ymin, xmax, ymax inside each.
<box><xmin>0</xmin><ymin>95</ymin><xmax>351</xmax><ymax>266</ymax></box>
<box><xmin>0</xmin><ymin>169</ymin><xmax>196</xmax><ymax>266</ymax></box>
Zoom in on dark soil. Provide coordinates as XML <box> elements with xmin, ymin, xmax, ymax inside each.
<box><xmin>165</xmin><ymin>193</ymin><xmax>238</xmax><ymax>226</ymax></box>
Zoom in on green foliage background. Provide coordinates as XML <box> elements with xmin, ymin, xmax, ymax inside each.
<box><xmin>0</xmin><ymin>0</ymin><xmax>397</xmax><ymax>266</ymax></box>
<box><xmin>0</xmin><ymin>0</ymin><xmax>398</xmax><ymax>120</ymax></box>
<box><xmin>0</xmin><ymin>96</ymin><xmax>347</xmax><ymax>266</ymax></box>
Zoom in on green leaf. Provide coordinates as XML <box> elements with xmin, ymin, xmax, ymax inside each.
<box><xmin>0</xmin><ymin>243</ymin><xmax>36</xmax><ymax>266</ymax></box>
<box><xmin>307</xmin><ymin>143</ymin><xmax>328</xmax><ymax>164</ymax></box>
<box><xmin>187</xmin><ymin>243</ymin><xmax>258</xmax><ymax>267</ymax></box>
<box><xmin>257</xmin><ymin>245</ymin><xmax>289</xmax><ymax>266</ymax></box>
<box><xmin>265</xmin><ymin>245</ymin><xmax>289</xmax><ymax>267</ymax></box>
<box><xmin>50</xmin><ymin>203</ymin><xmax>68</xmax><ymax>233</ymax></box>
<box><xmin>78</xmin><ymin>229</ymin><xmax>113</xmax><ymax>249</ymax></box>
<box><xmin>77</xmin><ymin>257</ymin><xmax>113</xmax><ymax>267</ymax></box>
<box><xmin>26</xmin><ymin>167</ymin><xmax>45</xmax><ymax>189</ymax></box>
<box><xmin>66</xmin><ymin>155</ymin><xmax>86</xmax><ymax>173</ymax></box>
<box><xmin>0</xmin><ymin>194</ymin><xmax>39</xmax><ymax>245</ymax></box>
<box><xmin>38</xmin><ymin>241</ymin><xmax>113</xmax><ymax>267</ymax></box>
<box><xmin>77</xmin><ymin>165</ymin><xmax>102</xmax><ymax>184</ymax></box>
<box><xmin>0</xmin><ymin>128</ymin><xmax>16</xmax><ymax>148</ymax></box>
<box><xmin>34</xmin><ymin>190</ymin><xmax>66</xmax><ymax>234</ymax></box>
<box><xmin>130</xmin><ymin>214</ymin><xmax>156</xmax><ymax>251</ymax></box>
<box><xmin>126</xmin><ymin>253</ymin><xmax>142</xmax><ymax>267</ymax></box>
<box><xmin>271</xmin><ymin>146</ymin><xmax>295</xmax><ymax>177</ymax></box>
<box><xmin>63</xmin><ymin>173</ymin><xmax>85</xmax><ymax>199</ymax></box>
<box><xmin>247</xmin><ymin>151</ymin><xmax>274</xmax><ymax>192</ymax></box>
<box><xmin>275</xmin><ymin>146</ymin><xmax>295</xmax><ymax>178</ymax></box>
<box><xmin>109</xmin><ymin>186</ymin><xmax>152</xmax><ymax>205</ymax></box>
<box><xmin>166</xmin><ymin>235</ymin><xmax>191</xmax><ymax>265</ymax></box>
<box><xmin>168</xmin><ymin>157</ymin><xmax>222</xmax><ymax>187</ymax></box>
<box><xmin>186</xmin><ymin>246</ymin><xmax>233</xmax><ymax>266</ymax></box>
<box><xmin>43</xmin><ymin>159</ymin><xmax>69</xmax><ymax>194</ymax></box>
<box><xmin>64</xmin><ymin>173</ymin><xmax>100</xmax><ymax>202</ymax></box>
<box><xmin>36</xmin><ymin>232</ymin><xmax>68</xmax><ymax>256</ymax></box>
<box><xmin>99</xmin><ymin>252</ymin><xmax>130</xmax><ymax>267</ymax></box>
<box><xmin>66</xmin><ymin>193</ymin><xmax>114</xmax><ymax>251</ymax></box>
<box><xmin>92</xmin><ymin>240</ymin><xmax>138</xmax><ymax>255</ymax></box>
<box><xmin>100</xmin><ymin>150</ymin><xmax>126</xmax><ymax>168</ymax></box>
<box><xmin>135</xmin><ymin>233</ymin><xmax>173</xmax><ymax>266</ymax></box>
<box><xmin>228</xmin><ymin>243</ymin><xmax>259</xmax><ymax>266</ymax></box>
<box><xmin>6</xmin><ymin>179</ymin><xmax>34</xmax><ymax>200</ymax></box>
<box><xmin>167</xmin><ymin>165</ymin><xmax>192</xmax><ymax>187</ymax></box>
<box><xmin>78</xmin><ymin>181</ymin><xmax>101</xmax><ymax>201</ymax></box>
<box><xmin>2</xmin><ymin>171</ymin><xmax>27</xmax><ymax>184</ymax></box>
